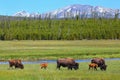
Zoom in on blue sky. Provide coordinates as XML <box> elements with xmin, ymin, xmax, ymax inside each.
<box><xmin>0</xmin><ymin>0</ymin><xmax>120</xmax><ymax>16</ymax></box>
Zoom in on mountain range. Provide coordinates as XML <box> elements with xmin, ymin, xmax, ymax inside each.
<box><xmin>13</xmin><ymin>4</ymin><xmax>120</xmax><ymax>18</ymax></box>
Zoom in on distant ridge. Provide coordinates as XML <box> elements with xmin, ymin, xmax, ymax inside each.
<box><xmin>13</xmin><ymin>4</ymin><xmax>120</xmax><ymax>18</ymax></box>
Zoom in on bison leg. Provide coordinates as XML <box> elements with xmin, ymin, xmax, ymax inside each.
<box><xmin>68</xmin><ymin>65</ymin><xmax>72</xmax><ymax>70</ymax></box>
<box><xmin>41</xmin><ymin>66</ymin><xmax>43</xmax><ymax>69</ymax></box>
<box><xmin>9</xmin><ymin>64</ymin><xmax>14</xmax><ymax>69</ymax></box>
<box><xmin>94</xmin><ymin>67</ymin><xmax>97</xmax><ymax>70</ymax></box>
<box><xmin>44</xmin><ymin>67</ymin><xmax>46</xmax><ymax>69</ymax></box>
<box><xmin>89</xmin><ymin>66</ymin><xmax>91</xmax><ymax>70</ymax></box>
<box><xmin>57</xmin><ymin>65</ymin><xmax>61</xmax><ymax>70</ymax></box>
<box><xmin>41</xmin><ymin>66</ymin><xmax>47</xmax><ymax>69</ymax></box>
<box><xmin>67</xmin><ymin>67</ymin><xmax>70</xmax><ymax>70</ymax></box>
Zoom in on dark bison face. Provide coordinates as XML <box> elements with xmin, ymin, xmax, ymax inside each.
<box><xmin>74</xmin><ymin>63</ymin><xmax>79</xmax><ymax>70</ymax></box>
<box><xmin>100</xmin><ymin>64</ymin><xmax>107</xmax><ymax>71</ymax></box>
<box><xmin>15</xmin><ymin>63</ymin><xmax>24</xmax><ymax>69</ymax></box>
<box><xmin>20</xmin><ymin>64</ymin><xmax>24</xmax><ymax>69</ymax></box>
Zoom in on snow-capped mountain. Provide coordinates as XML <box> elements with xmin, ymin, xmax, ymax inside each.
<box><xmin>13</xmin><ymin>4</ymin><xmax>120</xmax><ymax>18</ymax></box>
<box><xmin>13</xmin><ymin>11</ymin><xmax>30</xmax><ymax>17</ymax></box>
<box><xmin>13</xmin><ymin>11</ymin><xmax>41</xmax><ymax>18</ymax></box>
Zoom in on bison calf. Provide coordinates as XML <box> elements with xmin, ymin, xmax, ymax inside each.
<box><xmin>40</xmin><ymin>63</ymin><xmax>48</xmax><ymax>69</ymax></box>
<box><xmin>89</xmin><ymin>63</ymin><xmax>98</xmax><ymax>70</ymax></box>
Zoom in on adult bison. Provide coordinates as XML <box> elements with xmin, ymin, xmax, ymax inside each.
<box><xmin>91</xmin><ymin>58</ymin><xmax>105</xmax><ymax>67</ymax></box>
<box><xmin>57</xmin><ymin>58</ymin><xmax>79</xmax><ymax>70</ymax></box>
<box><xmin>91</xmin><ymin>58</ymin><xmax>107</xmax><ymax>70</ymax></box>
<box><xmin>8</xmin><ymin>59</ymin><xmax>24</xmax><ymax>69</ymax></box>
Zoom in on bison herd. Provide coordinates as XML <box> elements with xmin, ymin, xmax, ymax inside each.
<box><xmin>89</xmin><ymin>58</ymin><xmax>107</xmax><ymax>71</ymax></box>
<box><xmin>56</xmin><ymin>57</ymin><xmax>107</xmax><ymax>71</ymax></box>
<box><xmin>8</xmin><ymin>58</ymin><xmax>107</xmax><ymax>71</ymax></box>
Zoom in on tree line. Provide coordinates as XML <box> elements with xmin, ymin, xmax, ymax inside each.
<box><xmin>0</xmin><ymin>17</ymin><xmax>120</xmax><ymax>40</ymax></box>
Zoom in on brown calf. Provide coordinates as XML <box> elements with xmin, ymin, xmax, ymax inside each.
<box><xmin>40</xmin><ymin>63</ymin><xmax>48</xmax><ymax>69</ymax></box>
<box><xmin>89</xmin><ymin>63</ymin><xmax>98</xmax><ymax>70</ymax></box>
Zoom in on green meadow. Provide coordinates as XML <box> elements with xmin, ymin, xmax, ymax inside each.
<box><xmin>0</xmin><ymin>40</ymin><xmax>120</xmax><ymax>60</ymax></box>
<box><xmin>0</xmin><ymin>60</ymin><xmax>119</xmax><ymax>80</ymax></box>
<box><xmin>0</xmin><ymin>40</ymin><xmax>120</xmax><ymax>80</ymax></box>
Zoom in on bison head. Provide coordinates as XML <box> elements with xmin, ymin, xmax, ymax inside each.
<box><xmin>100</xmin><ymin>64</ymin><xmax>107</xmax><ymax>71</ymax></box>
<box><xmin>73</xmin><ymin>63</ymin><xmax>79</xmax><ymax>70</ymax></box>
<box><xmin>15</xmin><ymin>63</ymin><xmax>24</xmax><ymax>69</ymax></box>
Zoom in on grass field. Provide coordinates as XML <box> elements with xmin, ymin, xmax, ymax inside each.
<box><xmin>0</xmin><ymin>40</ymin><xmax>120</xmax><ymax>61</ymax></box>
<box><xmin>0</xmin><ymin>40</ymin><xmax>120</xmax><ymax>80</ymax></box>
<box><xmin>0</xmin><ymin>60</ymin><xmax>119</xmax><ymax>80</ymax></box>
